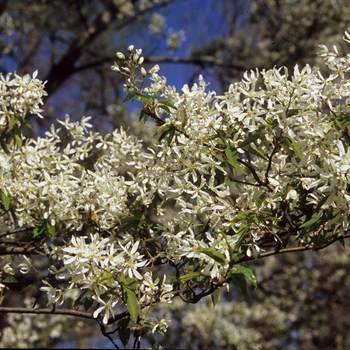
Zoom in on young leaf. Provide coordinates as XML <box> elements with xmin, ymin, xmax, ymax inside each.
<box><xmin>158</xmin><ymin>104</ymin><xmax>171</xmax><ymax>114</ymax></box>
<box><xmin>235</xmin><ymin>226</ymin><xmax>248</xmax><ymax>249</ymax></box>
<box><xmin>1</xmin><ymin>191</ymin><xmax>10</xmax><ymax>211</ymax></box>
<box><xmin>126</xmin><ymin>289</ymin><xmax>139</xmax><ymax>323</ymax></box>
<box><xmin>158</xmin><ymin>99</ymin><xmax>178</xmax><ymax>110</ymax></box>
<box><xmin>238</xmin><ymin>128</ymin><xmax>266</xmax><ymax>149</ymax></box>
<box><xmin>299</xmin><ymin>217</ymin><xmax>320</xmax><ymax>228</ymax></box>
<box><xmin>256</xmin><ymin>193</ymin><xmax>267</xmax><ymax>209</ymax></box>
<box><xmin>197</xmin><ymin>248</ymin><xmax>227</xmax><ymax>265</ymax></box>
<box><xmin>157</xmin><ymin>124</ymin><xmax>171</xmax><ymax>143</ymax></box>
<box><xmin>118</xmin><ymin>327</ymin><xmax>131</xmax><ymax>348</ymax></box>
<box><xmin>120</xmin><ymin>276</ymin><xmax>137</xmax><ymax>292</ymax></box>
<box><xmin>177</xmin><ymin>271</ymin><xmax>201</xmax><ymax>282</ymax></box>
<box><xmin>232</xmin><ymin>209</ymin><xmax>253</xmax><ymax>223</ymax></box>
<box><xmin>122</xmin><ymin>91</ymin><xmax>138</xmax><ymax>104</ymax></box>
<box><xmin>84</xmin><ymin>294</ymin><xmax>94</xmax><ymax>311</ymax></box>
<box><xmin>286</xmin><ymin>109</ymin><xmax>300</xmax><ymax>118</ymax></box>
<box><xmin>73</xmin><ymin>290</ymin><xmax>88</xmax><ymax>309</ymax></box>
<box><xmin>33</xmin><ymin>220</ymin><xmax>46</xmax><ymax>238</ymax></box>
<box><xmin>197</xmin><ymin>275</ymin><xmax>210</xmax><ymax>291</ymax></box>
<box><xmin>211</xmin><ymin>288</ymin><xmax>220</xmax><ymax>308</ymax></box>
<box><xmin>265</xmin><ymin>117</ymin><xmax>278</xmax><ymax>129</ymax></box>
<box><xmin>230</xmin><ymin>272</ymin><xmax>247</xmax><ymax>293</ymax></box>
<box><xmin>244</xmin><ymin>144</ymin><xmax>268</xmax><ymax>160</ymax></box>
<box><xmin>3</xmin><ymin>275</ymin><xmax>18</xmax><ymax>283</ymax></box>
<box><xmin>13</xmin><ymin>127</ymin><xmax>23</xmax><ymax>148</ymax></box>
<box><xmin>233</xmin><ymin>264</ymin><xmax>257</xmax><ymax>288</ymax></box>
<box><xmin>167</xmin><ymin>124</ymin><xmax>176</xmax><ymax>145</ymax></box>
<box><xmin>282</xmin><ymin>136</ymin><xmax>303</xmax><ymax>160</ymax></box>
<box><xmin>46</xmin><ymin>223</ymin><xmax>56</xmax><ymax>240</ymax></box>
<box><xmin>225</xmin><ymin>146</ymin><xmax>238</xmax><ymax>166</ymax></box>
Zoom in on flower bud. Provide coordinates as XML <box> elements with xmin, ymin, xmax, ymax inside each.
<box><xmin>141</xmin><ymin>67</ymin><xmax>147</xmax><ymax>76</ymax></box>
<box><xmin>111</xmin><ymin>63</ymin><xmax>121</xmax><ymax>72</ymax></box>
<box><xmin>121</xmin><ymin>66</ymin><xmax>130</xmax><ymax>73</ymax></box>
<box><xmin>148</xmin><ymin>64</ymin><xmax>160</xmax><ymax>74</ymax></box>
<box><xmin>128</xmin><ymin>45</ymin><xmax>134</xmax><ymax>52</ymax></box>
<box><xmin>138</xmin><ymin>57</ymin><xmax>144</xmax><ymax>65</ymax></box>
<box><xmin>116</xmin><ymin>52</ymin><xmax>125</xmax><ymax>60</ymax></box>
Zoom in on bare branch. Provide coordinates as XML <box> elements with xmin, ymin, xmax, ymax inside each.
<box><xmin>0</xmin><ymin>307</ymin><xmax>94</xmax><ymax>320</ymax></box>
<box><xmin>237</xmin><ymin>233</ymin><xmax>350</xmax><ymax>264</ymax></box>
<box><xmin>0</xmin><ymin>245</ymin><xmax>39</xmax><ymax>255</ymax></box>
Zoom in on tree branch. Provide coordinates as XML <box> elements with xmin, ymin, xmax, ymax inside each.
<box><xmin>0</xmin><ymin>245</ymin><xmax>39</xmax><ymax>255</ymax></box>
<box><xmin>237</xmin><ymin>233</ymin><xmax>350</xmax><ymax>264</ymax></box>
<box><xmin>0</xmin><ymin>307</ymin><xmax>94</xmax><ymax>320</ymax></box>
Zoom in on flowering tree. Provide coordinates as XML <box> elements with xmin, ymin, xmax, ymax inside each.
<box><xmin>1</xmin><ymin>32</ymin><xmax>350</xmax><ymax>349</ymax></box>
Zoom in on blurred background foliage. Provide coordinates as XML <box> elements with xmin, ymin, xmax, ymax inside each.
<box><xmin>1</xmin><ymin>0</ymin><xmax>350</xmax><ymax>348</ymax></box>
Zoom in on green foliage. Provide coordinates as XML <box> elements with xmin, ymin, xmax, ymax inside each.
<box><xmin>120</xmin><ymin>276</ymin><xmax>139</xmax><ymax>324</ymax></box>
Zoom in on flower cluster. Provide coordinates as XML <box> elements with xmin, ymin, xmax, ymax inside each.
<box><xmin>2</xmin><ymin>31</ymin><xmax>350</xmax><ymax>345</ymax></box>
<box><xmin>0</xmin><ymin>70</ymin><xmax>46</xmax><ymax>141</ymax></box>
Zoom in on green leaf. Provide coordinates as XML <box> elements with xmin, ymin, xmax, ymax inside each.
<box><xmin>238</xmin><ymin>128</ymin><xmax>266</xmax><ymax>149</ymax></box>
<box><xmin>177</xmin><ymin>271</ymin><xmax>201</xmax><ymax>282</ymax></box>
<box><xmin>232</xmin><ymin>209</ymin><xmax>253</xmax><ymax>223</ymax></box>
<box><xmin>73</xmin><ymin>290</ymin><xmax>88</xmax><ymax>309</ymax></box>
<box><xmin>3</xmin><ymin>275</ymin><xmax>18</xmax><ymax>283</ymax></box>
<box><xmin>215</xmin><ymin>168</ymin><xmax>231</xmax><ymax>186</ymax></box>
<box><xmin>265</xmin><ymin>117</ymin><xmax>279</xmax><ymax>129</ymax></box>
<box><xmin>1</xmin><ymin>191</ymin><xmax>10</xmax><ymax>210</ymax></box>
<box><xmin>197</xmin><ymin>275</ymin><xmax>210</xmax><ymax>291</ymax></box>
<box><xmin>235</xmin><ymin>226</ymin><xmax>248</xmax><ymax>249</ymax></box>
<box><xmin>126</xmin><ymin>290</ymin><xmax>139</xmax><ymax>323</ymax></box>
<box><xmin>244</xmin><ymin>144</ymin><xmax>268</xmax><ymax>160</ymax></box>
<box><xmin>13</xmin><ymin>127</ymin><xmax>23</xmax><ymax>148</ymax></box>
<box><xmin>310</xmin><ymin>230</ymin><xmax>336</xmax><ymax>249</ymax></box>
<box><xmin>286</xmin><ymin>109</ymin><xmax>300</xmax><ymax>118</ymax></box>
<box><xmin>158</xmin><ymin>125</ymin><xmax>171</xmax><ymax>143</ymax></box>
<box><xmin>33</xmin><ymin>220</ymin><xmax>46</xmax><ymax>238</ymax></box>
<box><xmin>139</xmin><ymin>108</ymin><xmax>149</xmax><ymax>122</ymax></box>
<box><xmin>225</xmin><ymin>146</ymin><xmax>238</xmax><ymax>166</ymax></box>
<box><xmin>299</xmin><ymin>217</ymin><xmax>320</xmax><ymax>228</ymax></box>
<box><xmin>198</xmin><ymin>248</ymin><xmax>227</xmax><ymax>265</ymax></box>
<box><xmin>122</xmin><ymin>91</ymin><xmax>138</xmax><ymax>104</ymax></box>
<box><xmin>100</xmin><ymin>272</ymin><xmax>114</xmax><ymax>282</ymax></box>
<box><xmin>21</xmin><ymin>281</ymin><xmax>41</xmax><ymax>293</ymax></box>
<box><xmin>333</xmin><ymin>118</ymin><xmax>347</xmax><ymax>131</ymax></box>
<box><xmin>225</xmin><ymin>147</ymin><xmax>247</xmax><ymax>174</ymax></box>
<box><xmin>120</xmin><ymin>276</ymin><xmax>140</xmax><ymax>324</ymax></box>
<box><xmin>158</xmin><ymin>104</ymin><xmax>171</xmax><ymax>114</ymax></box>
<box><xmin>118</xmin><ymin>326</ymin><xmax>131</xmax><ymax>348</ymax></box>
<box><xmin>167</xmin><ymin>124</ymin><xmax>176</xmax><ymax>145</ymax></box>
<box><xmin>120</xmin><ymin>276</ymin><xmax>137</xmax><ymax>292</ymax></box>
<box><xmin>211</xmin><ymin>288</ymin><xmax>220</xmax><ymax>308</ymax></box>
<box><xmin>158</xmin><ymin>99</ymin><xmax>178</xmax><ymax>110</ymax></box>
<box><xmin>233</xmin><ymin>264</ymin><xmax>257</xmax><ymax>288</ymax></box>
<box><xmin>230</xmin><ymin>272</ymin><xmax>247</xmax><ymax>293</ymax></box>
<box><xmin>282</xmin><ymin>136</ymin><xmax>303</xmax><ymax>160</ymax></box>
<box><xmin>84</xmin><ymin>294</ymin><xmax>94</xmax><ymax>311</ymax></box>
<box><xmin>256</xmin><ymin>193</ymin><xmax>267</xmax><ymax>209</ymax></box>
<box><xmin>46</xmin><ymin>223</ymin><xmax>56</xmax><ymax>240</ymax></box>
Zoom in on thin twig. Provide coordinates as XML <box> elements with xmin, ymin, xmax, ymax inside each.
<box><xmin>0</xmin><ymin>307</ymin><xmax>94</xmax><ymax>319</ymax></box>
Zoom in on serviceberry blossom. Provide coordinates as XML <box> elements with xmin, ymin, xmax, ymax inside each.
<box><xmin>2</xmin><ymin>32</ymin><xmax>350</xmax><ymax>345</ymax></box>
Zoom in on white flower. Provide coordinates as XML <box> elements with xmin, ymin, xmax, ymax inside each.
<box><xmin>18</xmin><ymin>255</ymin><xmax>33</xmax><ymax>274</ymax></box>
<box><xmin>40</xmin><ymin>281</ymin><xmax>65</xmax><ymax>306</ymax></box>
<box><xmin>93</xmin><ymin>295</ymin><xmax>119</xmax><ymax>324</ymax></box>
<box><xmin>151</xmin><ymin>318</ymin><xmax>171</xmax><ymax>334</ymax></box>
<box><xmin>119</xmin><ymin>241</ymin><xmax>148</xmax><ymax>280</ymax></box>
